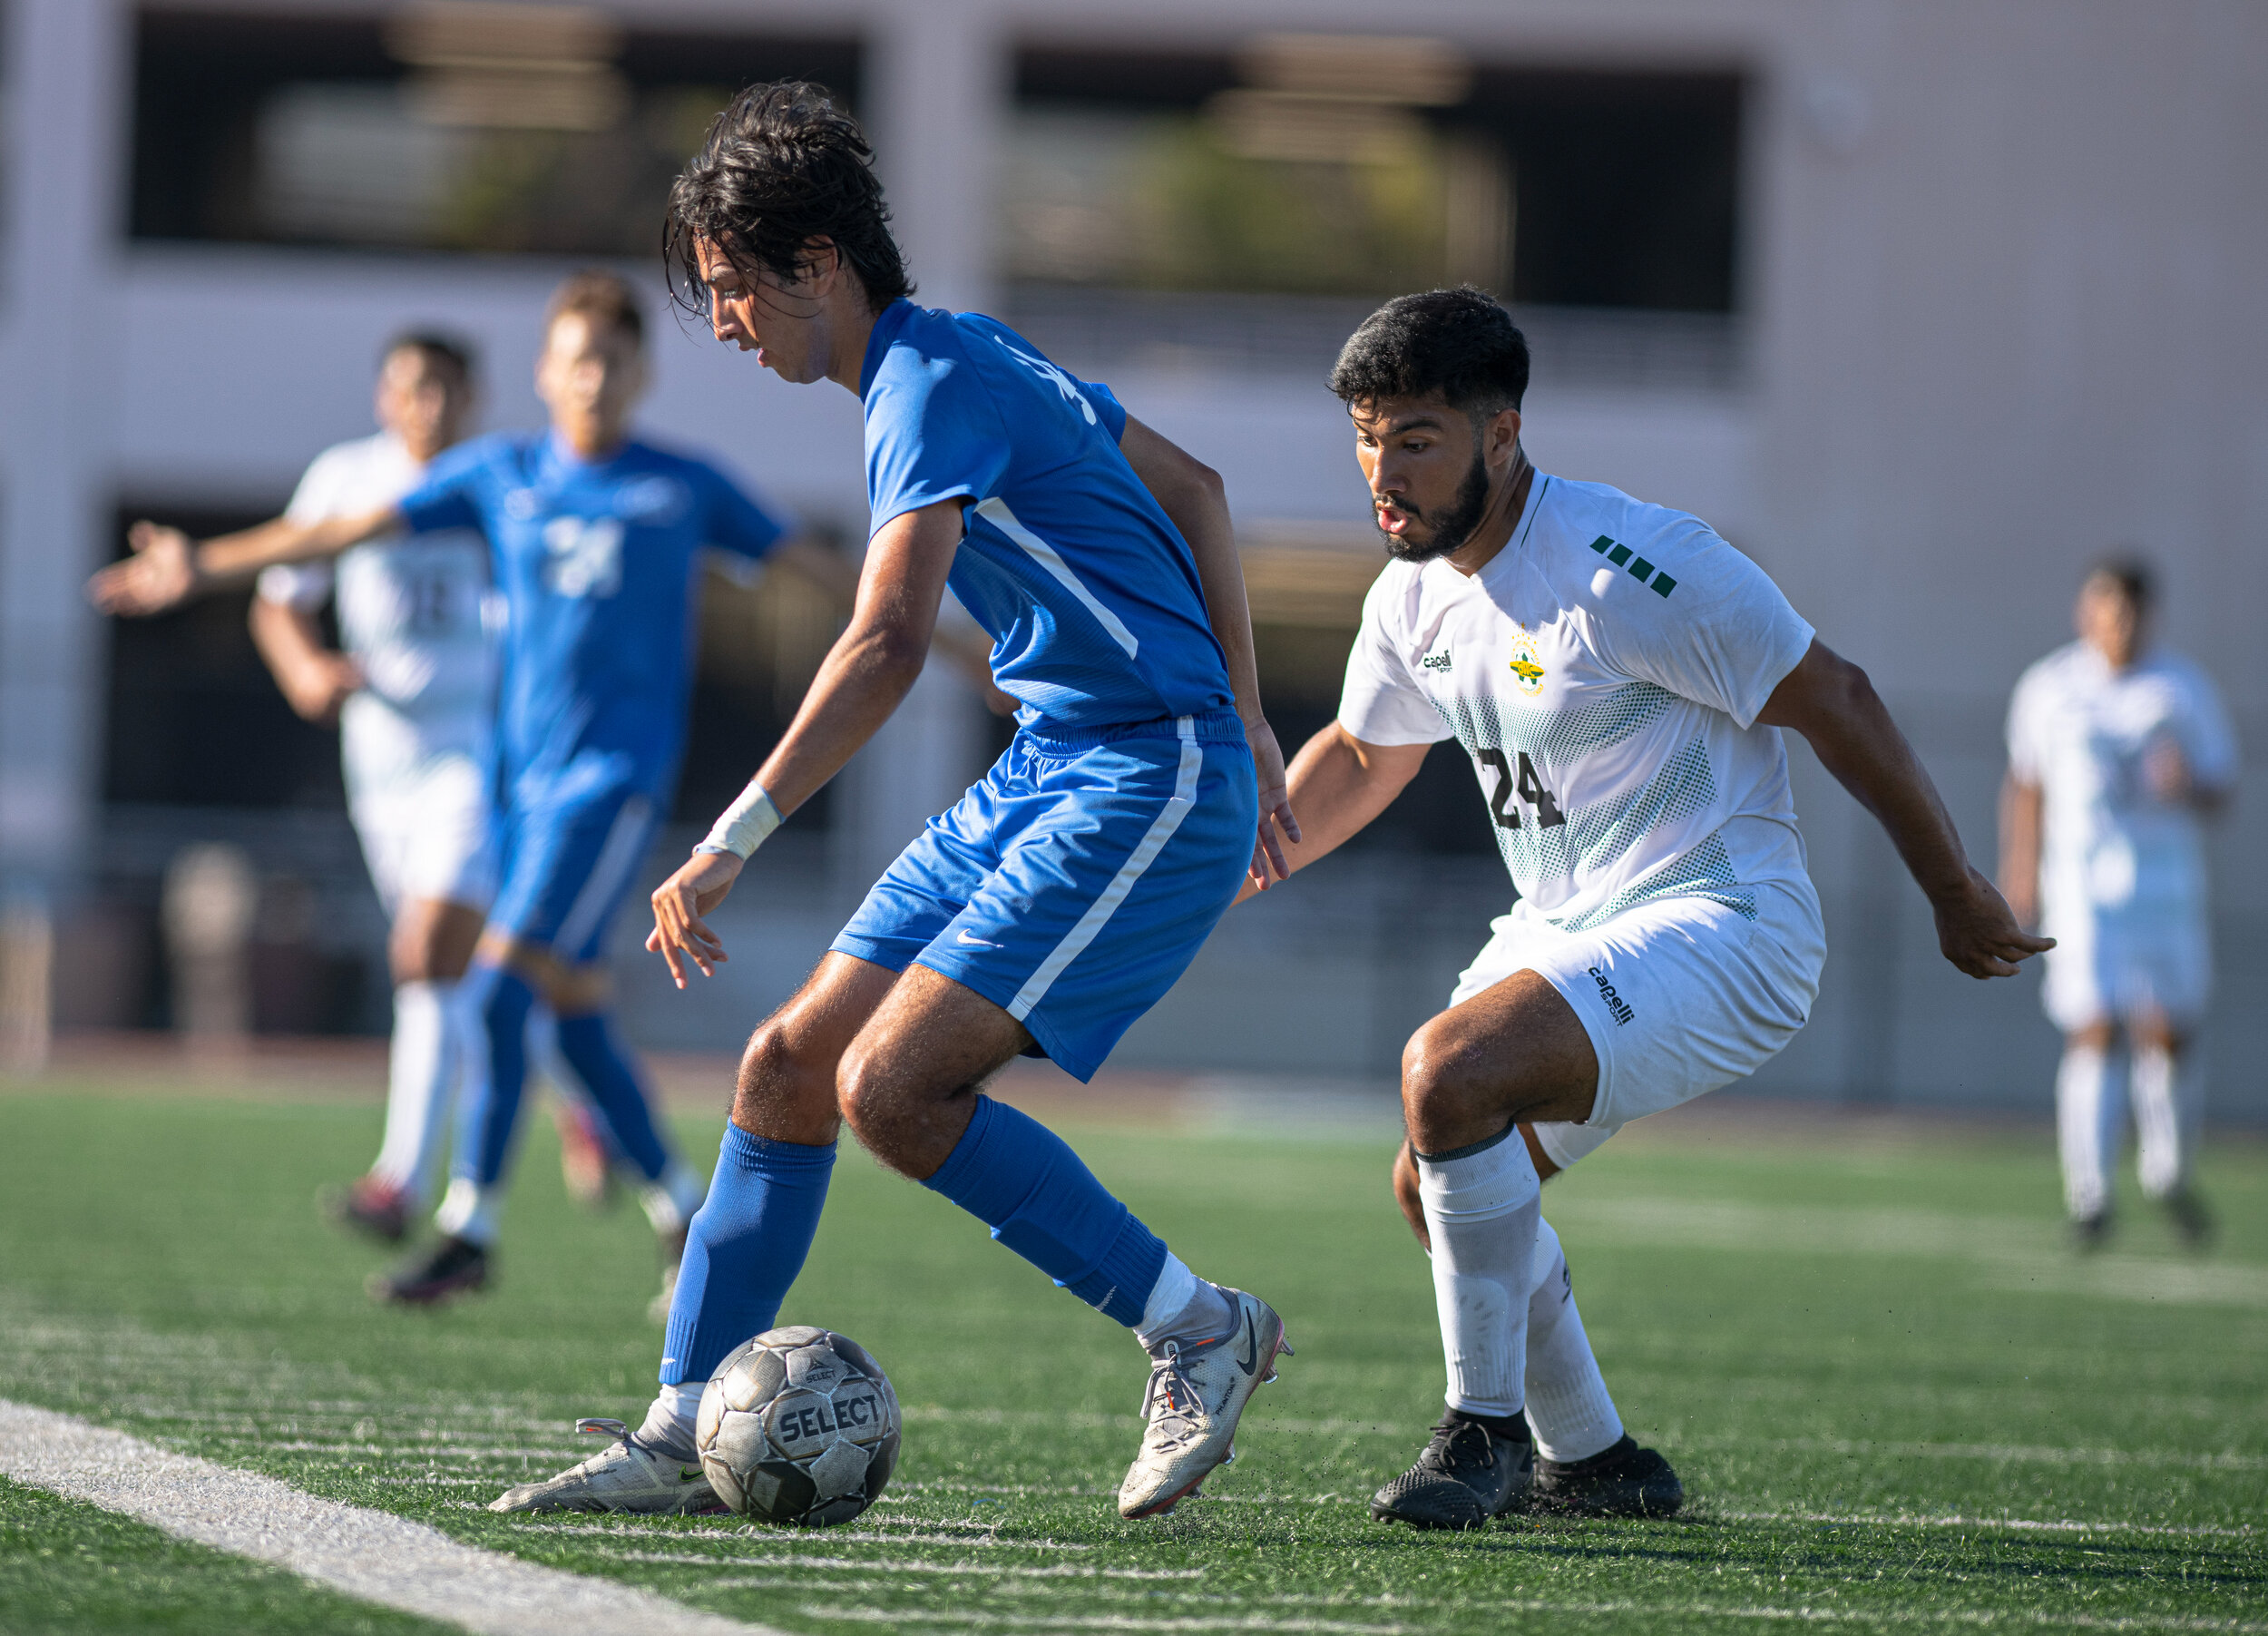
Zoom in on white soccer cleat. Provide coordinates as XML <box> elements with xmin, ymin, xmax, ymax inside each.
<box><xmin>1117</xmin><ymin>1288</ymin><xmax>1291</xmax><ymax>1520</ymax></box>
<box><xmin>488</xmin><ymin>1418</ymin><xmax>723</xmax><ymax>1515</ymax></box>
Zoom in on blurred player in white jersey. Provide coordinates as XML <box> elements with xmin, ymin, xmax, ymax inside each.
<box><xmin>2000</xmin><ymin>561</ymin><xmax>2235</xmax><ymax>1249</ymax></box>
<box><xmin>1251</xmin><ymin>289</ymin><xmax>2049</xmax><ymax>1529</ymax></box>
<box><xmin>240</xmin><ymin>334</ymin><xmax>502</xmax><ymax>1239</ymax></box>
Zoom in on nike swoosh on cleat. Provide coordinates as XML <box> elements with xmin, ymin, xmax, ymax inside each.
<box><xmin>679</xmin><ymin>1467</ymin><xmax>704</xmax><ymax>1482</ymax></box>
<box><xmin>1234</xmin><ymin>1312</ymin><xmax>1258</xmax><ymax>1376</ymax></box>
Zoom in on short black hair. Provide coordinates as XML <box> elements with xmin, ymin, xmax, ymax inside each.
<box><xmin>382</xmin><ymin>329</ymin><xmax>476</xmax><ymax>382</ymax></box>
<box><xmin>2086</xmin><ymin>554</ymin><xmax>2155</xmax><ymax>612</ymax></box>
<box><xmin>665</xmin><ymin>81</ymin><xmax>913</xmax><ymax>319</ymax></box>
<box><xmin>1328</xmin><ymin>287</ymin><xmax>1529</xmax><ymax>417</ymax></box>
<box><xmin>545</xmin><ymin>269</ymin><xmax>646</xmax><ymax>351</ymax></box>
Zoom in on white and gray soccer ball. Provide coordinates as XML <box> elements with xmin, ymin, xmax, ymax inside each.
<box><xmin>696</xmin><ymin>1327</ymin><xmax>901</xmax><ymax>1526</ymax></box>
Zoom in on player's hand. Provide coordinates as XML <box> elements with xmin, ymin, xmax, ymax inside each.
<box><xmin>1931</xmin><ymin>866</ymin><xmax>2054</xmax><ymax>978</ymax></box>
<box><xmin>647</xmin><ymin>849</ymin><xmax>744</xmax><ymax>988</ymax></box>
<box><xmin>86</xmin><ymin>522</ymin><xmax>200</xmax><ymax>616</ymax></box>
<box><xmin>2141</xmin><ymin>734</ymin><xmax>2193</xmax><ymax>806</ymax></box>
<box><xmin>1244</xmin><ymin>718</ymin><xmax>1301</xmax><ymax>889</ymax></box>
<box><xmin>281</xmin><ymin>653</ymin><xmax>364</xmax><ymax>726</ymax></box>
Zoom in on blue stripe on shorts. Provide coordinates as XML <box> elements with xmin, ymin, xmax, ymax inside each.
<box><xmin>832</xmin><ymin>710</ymin><xmax>1256</xmax><ymax>1081</ymax></box>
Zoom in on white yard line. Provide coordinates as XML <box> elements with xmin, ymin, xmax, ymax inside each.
<box><xmin>0</xmin><ymin>1398</ymin><xmax>784</xmax><ymax>1636</ymax></box>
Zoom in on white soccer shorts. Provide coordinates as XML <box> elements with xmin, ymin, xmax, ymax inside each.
<box><xmin>2038</xmin><ymin>905</ymin><xmax>2210</xmax><ymax>1034</ymax></box>
<box><xmin>1448</xmin><ymin>879</ymin><xmax>1827</xmax><ymax>1168</ymax></box>
<box><xmin>340</xmin><ymin>696</ymin><xmax>498</xmax><ymax>916</ymax></box>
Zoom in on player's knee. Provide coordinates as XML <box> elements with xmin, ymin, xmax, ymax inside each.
<box><xmin>833</xmin><ymin>1045</ymin><xmax>903</xmax><ymax>1155</ymax></box>
<box><xmin>1400</xmin><ymin>1017</ymin><xmax>1488</xmax><ymax>1124</ymax></box>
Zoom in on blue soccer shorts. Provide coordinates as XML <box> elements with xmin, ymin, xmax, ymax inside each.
<box><xmin>833</xmin><ymin>710</ymin><xmax>1256</xmax><ymax>1081</ymax></box>
<box><xmin>488</xmin><ymin>759</ymin><xmax>660</xmax><ymax>965</ymax></box>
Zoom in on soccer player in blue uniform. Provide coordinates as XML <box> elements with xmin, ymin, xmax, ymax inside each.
<box><xmin>91</xmin><ymin>272</ymin><xmax>814</xmax><ymax>1311</ymax></box>
<box><xmin>489</xmin><ymin>83</ymin><xmax>1303</xmax><ymax>1522</ymax></box>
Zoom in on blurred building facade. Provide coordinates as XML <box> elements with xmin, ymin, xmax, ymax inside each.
<box><xmin>1</xmin><ymin>0</ymin><xmax>2263</xmax><ymax>1115</ymax></box>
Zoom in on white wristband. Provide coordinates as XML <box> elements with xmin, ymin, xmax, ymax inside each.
<box><xmin>695</xmin><ymin>782</ymin><xmax>782</xmax><ymax>859</ymax></box>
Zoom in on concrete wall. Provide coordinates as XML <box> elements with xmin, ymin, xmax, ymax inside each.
<box><xmin>5</xmin><ymin>0</ymin><xmax>2263</xmax><ymax>1116</ymax></box>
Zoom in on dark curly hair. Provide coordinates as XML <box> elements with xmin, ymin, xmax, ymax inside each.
<box><xmin>1328</xmin><ymin>287</ymin><xmax>1529</xmax><ymax>417</ymax></box>
<box><xmin>665</xmin><ymin>82</ymin><xmax>913</xmax><ymax>318</ymax></box>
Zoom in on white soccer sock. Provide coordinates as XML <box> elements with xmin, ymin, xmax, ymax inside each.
<box><xmin>640</xmin><ymin>1161</ymin><xmax>709</xmax><ymax>1236</ymax></box>
<box><xmin>2131</xmin><ymin>1043</ymin><xmax>2203</xmax><ymax>1200</ymax></box>
<box><xmin>1522</xmin><ymin>1219</ymin><xmax>1624</xmax><ymax>1465</ymax></box>
<box><xmin>367</xmin><ymin>980</ymin><xmax>459</xmax><ymax>1204</ymax></box>
<box><xmin>2056</xmin><ymin>1043</ymin><xmax>2125</xmax><ymax>1220</ymax></box>
<box><xmin>635</xmin><ymin>1379</ymin><xmax>707</xmax><ymax>1462</ymax></box>
<box><xmin>1133</xmin><ymin>1253</ymin><xmax>1234</xmax><ymax>1353</ymax></box>
<box><xmin>1418</xmin><ymin>1127</ymin><xmax>1540</xmax><ymax>1419</ymax></box>
<box><xmin>435</xmin><ymin>1176</ymin><xmax>503</xmax><ymax>1246</ymax></box>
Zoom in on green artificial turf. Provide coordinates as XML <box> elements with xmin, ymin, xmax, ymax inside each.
<box><xmin>0</xmin><ymin>1085</ymin><xmax>2262</xmax><ymax>1634</ymax></box>
<box><xmin>0</xmin><ymin>1473</ymin><xmax>456</xmax><ymax>1635</ymax></box>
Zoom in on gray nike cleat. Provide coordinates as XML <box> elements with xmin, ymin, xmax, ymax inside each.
<box><xmin>1117</xmin><ymin>1288</ymin><xmax>1291</xmax><ymax>1520</ymax></box>
<box><xmin>488</xmin><ymin>1418</ymin><xmax>723</xmax><ymax>1515</ymax></box>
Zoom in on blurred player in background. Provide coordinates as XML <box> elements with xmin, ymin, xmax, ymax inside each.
<box><xmin>235</xmin><ymin>332</ymin><xmax>632</xmax><ymax>1239</ymax></box>
<box><xmin>2000</xmin><ymin>561</ymin><xmax>2236</xmax><ymax>1249</ymax></box>
<box><xmin>1252</xmin><ymin>289</ymin><xmax>2048</xmax><ymax>1529</ymax></box>
<box><xmin>493</xmin><ymin>83</ymin><xmax>1298</xmax><ymax>1523</ymax></box>
<box><xmin>238</xmin><ymin>331</ymin><xmax>496</xmax><ymax>1241</ymax></box>
<box><xmin>93</xmin><ymin>270</ymin><xmax>823</xmax><ymax>1315</ymax></box>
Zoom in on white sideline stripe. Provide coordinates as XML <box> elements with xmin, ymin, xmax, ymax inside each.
<box><xmin>974</xmin><ymin>496</ymin><xmax>1140</xmax><ymax>658</ymax></box>
<box><xmin>1008</xmin><ymin>717</ymin><xmax>1201</xmax><ymax>1022</ymax></box>
<box><xmin>0</xmin><ymin>1399</ymin><xmax>783</xmax><ymax>1636</ymax></box>
<box><xmin>553</xmin><ymin>795</ymin><xmax>656</xmax><ymax>956</ymax></box>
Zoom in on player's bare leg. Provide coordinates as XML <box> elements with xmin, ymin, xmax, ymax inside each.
<box><xmin>332</xmin><ymin>896</ymin><xmax>484</xmax><ymax>1242</ymax></box>
<box><xmin>1375</xmin><ymin>971</ymin><xmax>1598</xmax><ymax>1528</ymax></box>
<box><xmin>839</xmin><ymin>964</ymin><xmax>1287</xmax><ymax>1519</ymax></box>
<box><xmin>2126</xmin><ymin>1009</ymin><xmax>2214</xmax><ymax>1248</ymax></box>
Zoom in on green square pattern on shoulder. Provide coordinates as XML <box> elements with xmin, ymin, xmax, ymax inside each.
<box><xmin>1588</xmin><ymin>534</ymin><xmax>1677</xmax><ymax>597</ymax></box>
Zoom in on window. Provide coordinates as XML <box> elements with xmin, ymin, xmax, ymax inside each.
<box><xmin>131</xmin><ymin>7</ymin><xmax>858</xmax><ymax>256</ymax></box>
<box><xmin>1006</xmin><ymin>39</ymin><xmax>1742</xmax><ymax>311</ymax></box>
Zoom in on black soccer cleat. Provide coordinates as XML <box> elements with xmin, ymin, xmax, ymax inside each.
<box><xmin>2070</xmin><ymin>1212</ymin><xmax>2113</xmax><ymax>1253</ymax></box>
<box><xmin>372</xmin><ymin>1235</ymin><xmax>491</xmax><ymax>1306</ymax></box>
<box><xmin>324</xmin><ymin>1176</ymin><xmax>410</xmax><ymax>1244</ymax></box>
<box><xmin>2162</xmin><ymin>1190</ymin><xmax>2215</xmax><ymax>1251</ymax></box>
<box><xmin>1528</xmin><ymin>1435</ymin><xmax>1685</xmax><ymax>1518</ymax></box>
<box><xmin>1371</xmin><ymin>1411</ymin><xmax>1533</xmax><ymax>1530</ymax></box>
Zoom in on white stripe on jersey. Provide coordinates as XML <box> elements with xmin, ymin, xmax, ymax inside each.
<box><xmin>974</xmin><ymin>496</ymin><xmax>1141</xmax><ymax>659</ymax></box>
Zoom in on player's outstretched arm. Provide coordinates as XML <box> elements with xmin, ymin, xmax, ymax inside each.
<box><xmin>1115</xmin><ymin>414</ymin><xmax>1300</xmax><ymax>887</ymax></box>
<box><xmin>87</xmin><ymin>507</ymin><xmax>401</xmax><ymax>617</ymax></box>
<box><xmin>648</xmin><ymin>497</ymin><xmax>963</xmax><ymax>987</ymax></box>
<box><xmin>1230</xmin><ymin>723</ymin><xmax>1429</xmax><ymax>906</ymax></box>
<box><xmin>1758</xmin><ymin>639</ymin><xmax>2054</xmax><ymax>979</ymax></box>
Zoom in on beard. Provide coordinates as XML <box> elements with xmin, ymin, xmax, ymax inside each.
<box><xmin>1377</xmin><ymin>442</ymin><xmax>1493</xmax><ymax>563</ymax></box>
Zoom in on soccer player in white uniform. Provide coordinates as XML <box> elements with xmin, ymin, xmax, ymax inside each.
<box><xmin>1255</xmin><ymin>289</ymin><xmax>2048</xmax><ymax>1528</ymax></box>
<box><xmin>2000</xmin><ymin>561</ymin><xmax>2235</xmax><ymax>1248</ymax></box>
<box><xmin>230</xmin><ymin>334</ymin><xmax>499</xmax><ymax>1240</ymax></box>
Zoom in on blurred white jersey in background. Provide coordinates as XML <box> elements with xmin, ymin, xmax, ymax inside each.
<box><xmin>2007</xmin><ymin>642</ymin><xmax>2237</xmax><ymax>1028</ymax></box>
<box><xmin>258</xmin><ymin>432</ymin><xmax>497</xmax><ymax>913</ymax></box>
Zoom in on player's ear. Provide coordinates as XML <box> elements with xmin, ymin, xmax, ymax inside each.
<box><xmin>1483</xmin><ymin>405</ymin><xmax>1521</xmax><ymax>459</ymax></box>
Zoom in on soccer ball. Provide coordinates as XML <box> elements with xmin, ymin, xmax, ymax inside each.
<box><xmin>695</xmin><ymin>1326</ymin><xmax>901</xmax><ymax>1526</ymax></box>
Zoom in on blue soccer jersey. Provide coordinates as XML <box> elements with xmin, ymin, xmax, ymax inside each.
<box><xmin>860</xmin><ymin>300</ymin><xmax>1236</xmax><ymax>730</ymax></box>
<box><xmin>398</xmin><ymin>432</ymin><xmax>788</xmax><ymax>802</ymax></box>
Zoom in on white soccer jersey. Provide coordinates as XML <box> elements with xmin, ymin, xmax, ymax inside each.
<box><xmin>1338</xmin><ymin>473</ymin><xmax>1816</xmax><ymax>929</ymax></box>
<box><xmin>2006</xmin><ymin>642</ymin><xmax>2237</xmax><ymax>926</ymax></box>
<box><xmin>259</xmin><ymin>432</ymin><xmax>494</xmax><ymax>726</ymax></box>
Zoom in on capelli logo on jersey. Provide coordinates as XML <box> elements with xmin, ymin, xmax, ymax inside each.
<box><xmin>1588</xmin><ymin>965</ymin><xmax>1635</xmax><ymax>1026</ymax></box>
<box><xmin>1508</xmin><ymin>629</ymin><xmax>1546</xmax><ymax>696</ymax></box>
<box><xmin>1419</xmin><ymin>648</ymin><xmax>1453</xmax><ymax>672</ymax></box>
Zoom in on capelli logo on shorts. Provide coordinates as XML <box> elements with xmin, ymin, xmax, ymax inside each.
<box><xmin>1588</xmin><ymin>966</ymin><xmax>1634</xmax><ymax>1026</ymax></box>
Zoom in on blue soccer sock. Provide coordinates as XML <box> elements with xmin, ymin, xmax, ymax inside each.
<box><xmin>552</xmin><ymin>1009</ymin><xmax>672</xmax><ymax>1183</ymax></box>
<box><xmin>458</xmin><ymin>963</ymin><xmax>535</xmax><ymax>1191</ymax></box>
<box><xmin>921</xmin><ymin>1094</ymin><xmax>1167</xmax><ymax>1327</ymax></box>
<box><xmin>660</xmin><ymin>1123</ymin><xmax>836</xmax><ymax>1386</ymax></box>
